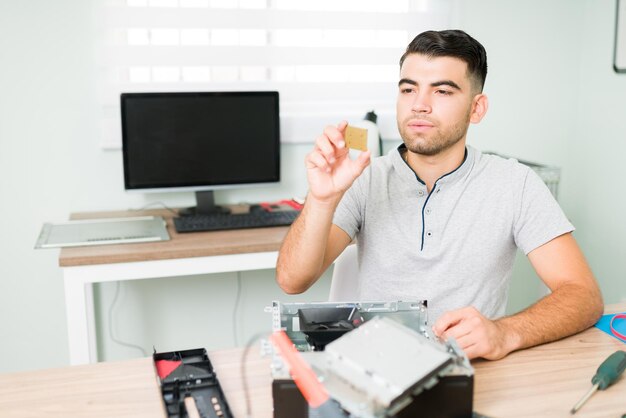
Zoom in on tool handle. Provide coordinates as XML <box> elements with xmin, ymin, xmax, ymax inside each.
<box><xmin>270</xmin><ymin>330</ymin><xmax>330</xmax><ymax>408</ymax></box>
<box><xmin>592</xmin><ymin>350</ymin><xmax>626</xmax><ymax>390</ymax></box>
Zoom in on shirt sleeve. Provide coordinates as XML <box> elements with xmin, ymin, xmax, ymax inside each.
<box><xmin>332</xmin><ymin>167</ymin><xmax>370</xmax><ymax>240</ymax></box>
<box><xmin>513</xmin><ymin>166</ymin><xmax>574</xmax><ymax>255</ymax></box>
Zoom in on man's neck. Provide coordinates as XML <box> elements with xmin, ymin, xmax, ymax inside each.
<box><xmin>405</xmin><ymin>141</ymin><xmax>466</xmax><ymax>192</ymax></box>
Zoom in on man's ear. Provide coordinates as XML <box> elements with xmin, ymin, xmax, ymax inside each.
<box><xmin>469</xmin><ymin>94</ymin><xmax>488</xmax><ymax>124</ymax></box>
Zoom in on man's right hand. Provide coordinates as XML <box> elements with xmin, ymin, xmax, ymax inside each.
<box><xmin>305</xmin><ymin>121</ymin><xmax>371</xmax><ymax>203</ymax></box>
<box><xmin>277</xmin><ymin>120</ymin><xmax>366</xmax><ymax>294</ymax></box>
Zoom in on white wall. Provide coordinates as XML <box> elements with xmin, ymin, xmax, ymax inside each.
<box><xmin>0</xmin><ymin>1</ymin><xmax>96</xmax><ymax>371</ymax></box>
<box><xmin>566</xmin><ymin>0</ymin><xmax>626</xmax><ymax>306</ymax></box>
<box><xmin>1</xmin><ymin>0</ymin><xmax>625</xmax><ymax>373</ymax></box>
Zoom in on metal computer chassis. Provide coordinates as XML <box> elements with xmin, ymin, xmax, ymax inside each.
<box><xmin>267</xmin><ymin>301</ymin><xmax>473</xmax><ymax>418</ymax></box>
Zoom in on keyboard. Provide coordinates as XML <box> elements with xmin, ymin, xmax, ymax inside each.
<box><xmin>173</xmin><ymin>210</ymin><xmax>300</xmax><ymax>233</ymax></box>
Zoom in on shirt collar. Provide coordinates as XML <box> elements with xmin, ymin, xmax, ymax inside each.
<box><xmin>391</xmin><ymin>144</ymin><xmax>474</xmax><ymax>188</ymax></box>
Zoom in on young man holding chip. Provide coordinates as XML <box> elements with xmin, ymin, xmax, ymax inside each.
<box><xmin>276</xmin><ymin>30</ymin><xmax>603</xmax><ymax>360</ymax></box>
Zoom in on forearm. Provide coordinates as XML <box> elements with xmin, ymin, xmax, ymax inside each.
<box><xmin>276</xmin><ymin>194</ymin><xmax>341</xmax><ymax>294</ymax></box>
<box><xmin>496</xmin><ymin>281</ymin><xmax>604</xmax><ymax>356</ymax></box>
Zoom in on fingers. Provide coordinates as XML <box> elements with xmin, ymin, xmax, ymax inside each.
<box><xmin>441</xmin><ymin>319</ymin><xmax>474</xmax><ymax>341</ymax></box>
<box><xmin>306</xmin><ymin>122</ymin><xmax>349</xmax><ymax>172</ymax></box>
<box><xmin>322</xmin><ymin>123</ymin><xmax>346</xmax><ymax>151</ymax></box>
<box><xmin>306</xmin><ymin>150</ymin><xmax>331</xmax><ymax>172</ymax></box>
<box><xmin>355</xmin><ymin>150</ymin><xmax>372</xmax><ymax>167</ymax></box>
<box><xmin>457</xmin><ymin>333</ymin><xmax>492</xmax><ymax>360</ymax></box>
<box><xmin>337</xmin><ymin>120</ymin><xmax>348</xmax><ymax>135</ymax></box>
<box><xmin>434</xmin><ymin>307</ymin><xmax>510</xmax><ymax>360</ymax></box>
<box><xmin>433</xmin><ymin>306</ymin><xmax>477</xmax><ymax>337</ymax></box>
<box><xmin>433</xmin><ymin>307</ymin><xmax>485</xmax><ymax>359</ymax></box>
<box><xmin>314</xmin><ymin>134</ymin><xmax>338</xmax><ymax>166</ymax></box>
<box><xmin>307</xmin><ymin>138</ymin><xmax>346</xmax><ymax>173</ymax></box>
<box><xmin>450</xmin><ymin>324</ymin><xmax>484</xmax><ymax>356</ymax></box>
<box><xmin>349</xmin><ymin>150</ymin><xmax>371</xmax><ymax>176</ymax></box>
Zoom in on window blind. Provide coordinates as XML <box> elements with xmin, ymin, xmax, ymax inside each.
<box><xmin>98</xmin><ymin>0</ymin><xmax>452</xmax><ymax>148</ymax></box>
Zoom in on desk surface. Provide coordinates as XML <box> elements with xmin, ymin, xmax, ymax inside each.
<box><xmin>0</xmin><ymin>357</ymin><xmax>164</xmax><ymax>418</ymax></box>
<box><xmin>59</xmin><ymin>209</ymin><xmax>289</xmax><ymax>267</ymax></box>
<box><xmin>471</xmin><ymin>303</ymin><xmax>626</xmax><ymax>418</ymax></box>
<box><xmin>3</xmin><ymin>304</ymin><xmax>625</xmax><ymax>418</ymax></box>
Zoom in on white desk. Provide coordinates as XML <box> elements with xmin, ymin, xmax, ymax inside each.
<box><xmin>60</xmin><ymin>209</ymin><xmax>289</xmax><ymax>365</ymax></box>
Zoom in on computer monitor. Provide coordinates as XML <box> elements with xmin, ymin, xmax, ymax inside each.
<box><xmin>121</xmin><ymin>91</ymin><xmax>280</xmax><ymax>215</ymax></box>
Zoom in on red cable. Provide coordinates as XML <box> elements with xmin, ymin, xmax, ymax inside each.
<box><xmin>609</xmin><ymin>313</ymin><xmax>626</xmax><ymax>341</ymax></box>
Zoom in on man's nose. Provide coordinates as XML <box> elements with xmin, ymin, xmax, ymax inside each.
<box><xmin>411</xmin><ymin>93</ymin><xmax>431</xmax><ymax>113</ymax></box>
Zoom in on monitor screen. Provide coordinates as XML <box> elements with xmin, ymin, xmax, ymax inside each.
<box><xmin>121</xmin><ymin>91</ymin><xmax>280</xmax><ymax>214</ymax></box>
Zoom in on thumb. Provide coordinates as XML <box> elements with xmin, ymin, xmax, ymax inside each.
<box><xmin>353</xmin><ymin>150</ymin><xmax>371</xmax><ymax>174</ymax></box>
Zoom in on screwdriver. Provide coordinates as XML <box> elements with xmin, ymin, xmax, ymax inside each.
<box><xmin>570</xmin><ymin>350</ymin><xmax>626</xmax><ymax>414</ymax></box>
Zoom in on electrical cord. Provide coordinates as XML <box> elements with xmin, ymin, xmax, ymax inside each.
<box><xmin>108</xmin><ymin>281</ymin><xmax>147</xmax><ymax>357</ymax></box>
<box><xmin>129</xmin><ymin>201</ymin><xmax>178</xmax><ymax>215</ymax></box>
<box><xmin>241</xmin><ymin>332</ymin><xmax>269</xmax><ymax>418</ymax></box>
<box><xmin>232</xmin><ymin>272</ymin><xmax>243</xmax><ymax>347</ymax></box>
<box><xmin>610</xmin><ymin>313</ymin><xmax>626</xmax><ymax>341</ymax></box>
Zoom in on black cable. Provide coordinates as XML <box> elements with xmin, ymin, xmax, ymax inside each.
<box><xmin>108</xmin><ymin>281</ymin><xmax>147</xmax><ymax>357</ymax></box>
<box><xmin>241</xmin><ymin>332</ymin><xmax>269</xmax><ymax>418</ymax></box>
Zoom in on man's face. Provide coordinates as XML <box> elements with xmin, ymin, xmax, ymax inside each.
<box><xmin>396</xmin><ymin>53</ymin><xmax>478</xmax><ymax>156</ymax></box>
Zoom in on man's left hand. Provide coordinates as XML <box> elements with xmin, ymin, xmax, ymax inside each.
<box><xmin>432</xmin><ymin>306</ymin><xmax>518</xmax><ymax>360</ymax></box>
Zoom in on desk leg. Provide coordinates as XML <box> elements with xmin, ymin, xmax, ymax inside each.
<box><xmin>63</xmin><ymin>269</ymin><xmax>97</xmax><ymax>365</ymax></box>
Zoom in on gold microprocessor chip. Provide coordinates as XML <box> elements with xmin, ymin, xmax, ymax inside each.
<box><xmin>344</xmin><ymin>125</ymin><xmax>368</xmax><ymax>151</ymax></box>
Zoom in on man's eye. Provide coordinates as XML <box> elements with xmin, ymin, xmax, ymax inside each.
<box><xmin>400</xmin><ymin>88</ymin><xmax>414</xmax><ymax>93</ymax></box>
<box><xmin>436</xmin><ymin>89</ymin><xmax>452</xmax><ymax>95</ymax></box>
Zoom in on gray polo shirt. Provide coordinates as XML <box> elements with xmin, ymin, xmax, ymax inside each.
<box><xmin>333</xmin><ymin>145</ymin><xmax>573</xmax><ymax>323</ymax></box>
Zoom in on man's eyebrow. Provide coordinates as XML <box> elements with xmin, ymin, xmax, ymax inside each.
<box><xmin>431</xmin><ymin>80</ymin><xmax>462</xmax><ymax>90</ymax></box>
<box><xmin>398</xmin><ymin>78</ymin><xmax>462</xmax><ymax>91</ymax></box>
<box><xmin>398</xmin><ymin>78</ymin><xmax>416</xmax><ymax>86</ymax></box>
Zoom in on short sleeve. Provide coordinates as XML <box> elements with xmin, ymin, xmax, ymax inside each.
<box><xmin>332</xmin><ymin>167</ymin><xmax>370</xmax><ymax>239</ymax></box>
<box><xmin>513</xmin><ymin>167</ymin><xmax>574</xmax><ymax>254</ymax></box>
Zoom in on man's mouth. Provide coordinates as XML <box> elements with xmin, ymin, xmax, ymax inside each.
<box><xmin>407</xmin><ymin>119</ymin><xmax>435</xmax><ymax>132</ymax></box>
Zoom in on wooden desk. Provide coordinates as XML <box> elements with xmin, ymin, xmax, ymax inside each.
<box><xmin>471</xmin><ymin>303</ymin><xmax>626</xmax><ymax>418</ymax></box>
<box><xmin>59</xmin><ymin>209</ymin><xmax>289</xmax><ymax>365</ymax></box>
<box><xmin>0</xmin><ymin>358</ymin><xmax>165</xmax><ymax>418</ymax></box>
<box><xmin>2</xmin><ymin>305</ymin><xmax>625</xmax><ymax>417</ymax></box>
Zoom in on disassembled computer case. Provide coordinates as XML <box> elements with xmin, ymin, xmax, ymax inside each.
<box><xmin>267</xmin><ymin>300</ymin><xmax>474</xmax><ymax>418</ymax></box>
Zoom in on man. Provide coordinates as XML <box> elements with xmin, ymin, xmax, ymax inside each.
<box><xmin>276</xmin><ymin>30</ymin><xmax>603</xmax><ymax>360</ymax></box>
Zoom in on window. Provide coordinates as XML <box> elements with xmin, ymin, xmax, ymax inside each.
<box><xmin>98</xmin><ymin>0</ymin><xmax>452</xmax><ymax>148</ymax></box>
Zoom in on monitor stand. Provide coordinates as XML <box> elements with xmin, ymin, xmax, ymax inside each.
<box><xmin>178</xmin><ymin>191</ymin><xmax>231</xmax><ymax>216</ymax></box>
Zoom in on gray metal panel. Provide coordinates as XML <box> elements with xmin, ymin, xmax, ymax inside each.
<box><xmin>35</xmin><ymin>216</ymin><xmax>170</xmax><ymax>248</ymax></box>
<box><xmin>324</xmin><ymin>317</ymin><xmax>452</xmax><ymax>409</ymax></box>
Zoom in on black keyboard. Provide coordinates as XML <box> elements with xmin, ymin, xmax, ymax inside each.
<box><xmin>173</xmin><ymin>210</ymin><xmax>300</xmax><ymax>233</ymax></box>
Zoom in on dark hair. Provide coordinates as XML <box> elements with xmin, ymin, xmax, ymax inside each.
<box><xmin>400</xmin><ymin>30</ymin><xmax>488</xmax><ymax>92</ymax></box>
